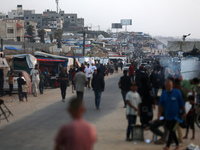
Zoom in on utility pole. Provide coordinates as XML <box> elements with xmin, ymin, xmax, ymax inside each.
<box><xmin>82</xmin><ymin>30</ymin><xmax>86</xmax><ymax>56</ymax></box>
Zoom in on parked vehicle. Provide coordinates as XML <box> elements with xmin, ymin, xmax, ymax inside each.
<box><xmin>3</xmin><ymin>70</ymin><xmax>31</xmax><ymax>94</ymax></box>
<box><xmin>123</xmin><ymin>63</ymin><xmax>131</xmax><ymax>71</ymax></box>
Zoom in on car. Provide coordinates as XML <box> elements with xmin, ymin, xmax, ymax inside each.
<box><xmin>3</xmin><ymin>70</ymin><xmax>31</xmax><ymax>94</ymax></box>
<box><xmin>123</xmin><ymin>63</ymin><xmax>131</xmax><ymax>71</ymax></box>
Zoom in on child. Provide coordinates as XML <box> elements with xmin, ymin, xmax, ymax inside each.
<box><xmin>22</xmin><ymin>82</ymin><xmax>28</xmax><ymax>102</ymax></box>
<box><xmin>17</xmin><ymin>73</ymin><xmax>26</xmax><ymax>102</ymax></box>
<box><xmin>183</xmin><ymin>95</ymin><xmax>195</xmax><ymax>140</ymax></box>
<box><xmin>125</xmin><ymin>82</ymin><xmax>142</xmax><ymax>141</ymax></box>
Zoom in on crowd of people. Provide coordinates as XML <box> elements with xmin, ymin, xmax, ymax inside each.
<box><xmin>118</xmin><ymin>59</ymin><xmax>200</xmax><ymax>150</ymax></box>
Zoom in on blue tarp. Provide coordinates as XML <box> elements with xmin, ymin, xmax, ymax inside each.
<box><xmin>5</xmin><ymin>47</ymin><xmax>21</xmax><ymax>51</ymax></box>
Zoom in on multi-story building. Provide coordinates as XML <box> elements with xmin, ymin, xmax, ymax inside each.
<box><xmin>43</xmin><ymin>10</ymin><xmax>84</xmax><ymax>30</ymax></box>
<box><xmin>7</xmin><ymin>5</ymin><xmax>84</xmax><ymax>31</ymax></box>
<box><xmin>0</xmin><ymin>19</ymin><xmax>25</xmax><ymax>42</ymax></box>
<box><xmin>24</xmin><ymin>11</ymin><xmax>43</xmax><ymax>28</ymax></box>
<box><xmin>8</xmin><ymin>5</ymin><xmax>35</xmax><ymax>19</ymax></box>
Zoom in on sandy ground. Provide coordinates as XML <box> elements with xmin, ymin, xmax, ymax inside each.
<box><xmin>0</xmin><ymin>70</ymin><xmax>199</xmax><ymax>150</ymax></box>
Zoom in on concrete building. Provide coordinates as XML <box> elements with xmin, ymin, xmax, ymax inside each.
<box><xmin>43</xmin><ymin>10</ymin><xmax>84</xmax><ymax>30</ymax></box>
<box><xmin>8</xmin><ymin>5</ymin><xmax>35</xmax><ymax>19</ymax></box>
<box><xmin>7</xmin><ymin>5</ymin><xmax>84</xmax><ymax>31</ymax></box>
<box><xmin>0</xmin><ymin>19</ymin><xmax>25</xmax><ymax>42</ymax></box>
<box><xmin>24</xmin><ymin>11</ymin><xmax>43</xmax><ymax>29</ymax></box>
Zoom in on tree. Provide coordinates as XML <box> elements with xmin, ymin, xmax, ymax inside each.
<box><xmin>54</xmin><ymin>29</ymin><xmax>63</xmax><ymax>48</ymax></box>
<box><xmin>26</xmin><ymin>25</ymin><xmax>34</xmax><ymax>42</ymax></box>
<box><xmin>26</xmin><ymin>25</ymin><xmax>34</xmax><ymax>36</ymax></box>
<box><xmin>38</xmin><ymin>29</ymin><xmax>46</xmax><ymax>43</ymax></box>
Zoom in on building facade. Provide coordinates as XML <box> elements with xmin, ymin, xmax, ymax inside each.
<box><xmin>0</xmin><ymin>19</ymin><xmax>25</xmax><ymax>42</ymax></box>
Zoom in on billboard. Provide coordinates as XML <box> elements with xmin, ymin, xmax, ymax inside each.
<box><xmin>112</xmin><ymin>23</ymin><xmax>122</xmax><ymax>29</ymax></box>
<box><xmin>121</xmin><ymin>19</ymin><xmax>132</xmax><ymax>25</ymax></box>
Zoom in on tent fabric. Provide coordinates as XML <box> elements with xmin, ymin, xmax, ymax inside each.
<box><xmin>34</xmin><ymin>51</ymin><xmax>68</xmax><ymax>61</ymax></box>
<box><xmin>13</xmin><ymin>54</ymin><xmax>37</xmax><ymax>69</ymax></box>
<box><xmin>167</xmin><ymin>41</ymin><xmax>200</xmax><ymax>52</ymax></box>
<box><xmin>5</xmin><ymin>47</ymin><xmax>21</xmax><ymax>51</ymax></box>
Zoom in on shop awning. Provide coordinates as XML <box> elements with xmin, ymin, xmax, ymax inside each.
<box><xmin>37</xmin><ymin>58</ymin><xmax>65</xmax><ymax>62</ymax></box>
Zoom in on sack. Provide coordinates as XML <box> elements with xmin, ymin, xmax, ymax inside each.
<box><xmin>22</xmin><ymin>85</ymin><xmax>28</xmax><ymax>93</ymax></box>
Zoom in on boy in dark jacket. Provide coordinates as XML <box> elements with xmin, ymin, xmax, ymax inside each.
<box><xmin>17</xmin><ymin>73</ymin><xmax>26</xmax><ymax>102</ymax></box>
<box><xmin>92</xmin><ymin>69</ymin><xmax>105</xmax><ymax>110</ymax></box>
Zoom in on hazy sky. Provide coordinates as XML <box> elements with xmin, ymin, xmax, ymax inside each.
<box><xmin>1</xmin><ymin>0</ymin><xmax>200</xmax><ymax>38</ymax></box>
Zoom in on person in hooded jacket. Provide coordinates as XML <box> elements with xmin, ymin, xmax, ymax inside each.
<box><xmin>92</xmin><ymin>69</ymin><xmax>105</xmax><ymax>110</ymax></box>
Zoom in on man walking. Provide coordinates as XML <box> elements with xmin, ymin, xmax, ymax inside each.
<box><xmin>92</xmin><ymin>69</ymin><xmax>105</xmax><ymax>110</ymax></box>
<box><xmin>8</xmin><ymin>69</ymin><xmax>14</xmax><ymax>96</ymax></box>
<box><xmin>54</xmin><ymin>97</ymin><xmax>97</xmax><ymax>150</ymax></box>
<box><xmin>118</xmin><ymin>70</ymin><xmax>131</xmax><ymax>108</ymax></box>
<box><xmin>158</xmin><ymin>79</ymin><xmax>186</xmax><ymax>150</ymax></box>
<box><xmin>30</xmin><ymin>64</ymin><xmax>40</xmax><ymax>97</ymax></box>
<box><xmin>59</xmin><ymin>67</ymin><xmax>69</xmax><ymax>102</ymax></box>
<box><xmin>74</xmin><ymin>67</ymin><xmax>87</xmax><ymax>101</ymax></box>
<box><xmin>84</xmin><ymin>64</ymin><xmax>92</xmax><ymax>88</ymax></box>
<box><xmin>90</xmin><ymin>63</ymin><xmax>97</xmax><ymax>75</ymax></box>
<box><xmin>129</xmin><ymin>62</ymin><xmax>134</xmax><ymax>81</ymax></box>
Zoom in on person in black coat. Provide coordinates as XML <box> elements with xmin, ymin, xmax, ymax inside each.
<box><xmin>150</xmin><ymin>69</ymin><xmax>160</xmax><ymax>98</ymax></box>
<box><xmin>138</xmin><ymin>77</ymin><xmax>154</xmax><ymax>126</ymax></box>
<box><xmin>118</xmin><ymin>70</ymin><xmax>131</xmax><ymax>107</ymax></box>
<box><xmin>92</xmin><ymin>69</ymin><xmax>105</xmax><ymax>110</ymax></box>
<box><xmin>17</xmin><ymin>73</ymin><xmax>26</xmax><ymax>102</ymax></box>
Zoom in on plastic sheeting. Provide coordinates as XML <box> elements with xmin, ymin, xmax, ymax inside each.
<box><xmin>167</xmin><ymin>41</ymin><xmax>200</xmax><ymax>52</ymax></box>
<box><xmin>13</xmin><ymin>54</ymin><xmax>37</xmax><ymax>69</ymax></box>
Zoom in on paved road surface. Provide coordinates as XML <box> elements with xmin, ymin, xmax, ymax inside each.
<box><xmin>0</xmin><ymin>72</ymin><xmax>199</xmax><ymax>150</ymax></box>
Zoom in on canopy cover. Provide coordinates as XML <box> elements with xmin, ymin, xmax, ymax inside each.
<box><xmin>13</xmin><ymin>54</ymin><xmax>37</xmax><ymax>69</ymax></box>
<box><xmin>167</xmin><ymin>41</ymin><xmax>200</xmax><ymax>52</ymax></box>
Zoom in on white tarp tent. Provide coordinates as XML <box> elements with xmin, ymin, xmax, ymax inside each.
<box><xmin>167</xmin><ymin>41</ymin><xmax>200</xmax><ymax>52</ymax></box>
<box><xmin>13</xmin><ymin>54</ymin><xmax>37</xmax><ymax>69</ymax></box>
<box><xmin>34</xmin><ymin>51</ymin><xmax>68</xmax><ymax>60</ymax></box>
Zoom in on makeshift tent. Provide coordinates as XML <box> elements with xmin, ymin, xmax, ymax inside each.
<box><xmin>34</xmin><ymin>52</ymin><xmax>68</xmax><ymax>73</ymax></box>
<box><xmin>13</xmin><ymin>54</ymin><xmax>37</xmax><ymax>74</ymax></box>
<box><xmin>167</xmin><ymin>41</ymin><xmax>200</xmax><ymax>56</ymax></box>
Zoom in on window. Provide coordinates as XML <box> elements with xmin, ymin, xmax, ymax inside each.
<box><xmin>32</xmin><ymin>17</ymin><xmax>34</xmax><ymax>19</ymax></box>
<box><xmin>52</xmin><ymin>17</ymin><xmax>54</xmax><ymax>19</ymax></box>
<box><xmin>27</xmin><ymin>22</ymin><xmax>30</xmax><ymax>25</ymax></box>
<box><xmin>71</xmin><ymin>16</ymin><xmax>74</xmax><ymax>18</ymax></box>
<box><xmin>7</xmin><ymin>29</ymin><xmax>14</xmax><ymax>34</ymax></box>
<box><xmin>38</xmin><ymin>22</ymin><xmax>41</xmax><ymax>24</ymax></box>
<box><xmin>38</xmin><ymin>17</ymin><xmax>40</xmax><ymax>19</ymax></box>
<box><xmin>72</xmin><ymin>19</ymin><xmax>74</xmax><ymax>21</ymax></box>
<box><xmin>61</xmin><ymin>14</ymin><xmax>63</xmax><ymax>16</ymax></box>
<box><xmin>26</xmin><ymin>17</ymin><xmax>29</xmax><ymax>19</ymax></box>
